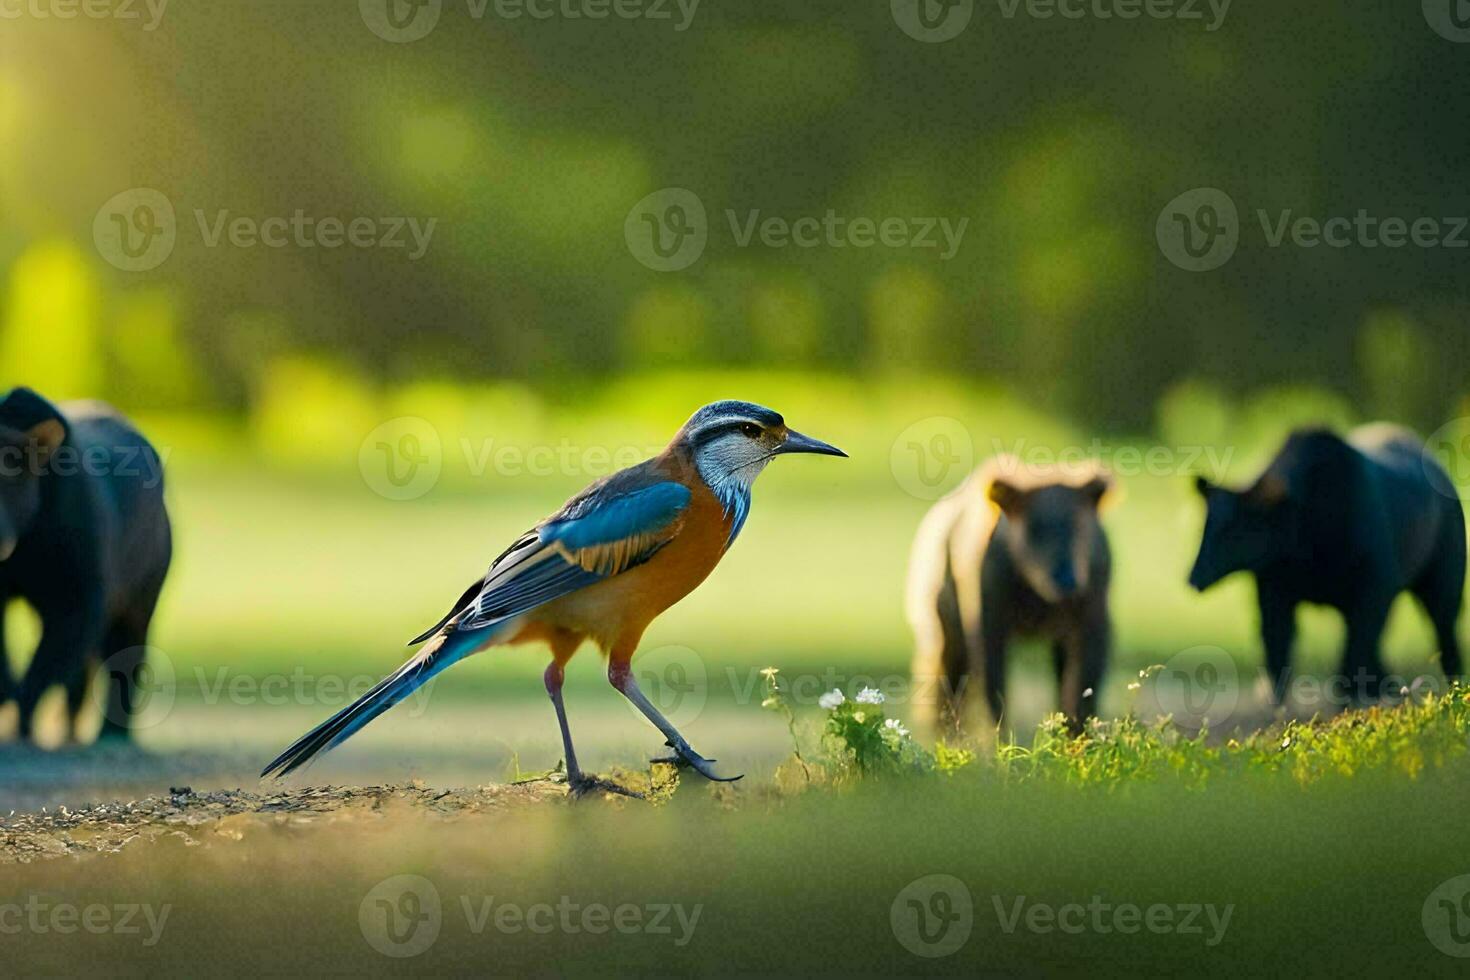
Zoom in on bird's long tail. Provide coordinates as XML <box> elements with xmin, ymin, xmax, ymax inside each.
<box><xmin>260</xmin><ymin>630</ymin><xmax>482</xmax><ymax>780</ymax></box>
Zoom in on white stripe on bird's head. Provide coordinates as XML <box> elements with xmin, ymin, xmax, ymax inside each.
<box><xmin>679</xmin><ymin>402</ymin><xmax>786</xmax><ymax>492</ymax></box>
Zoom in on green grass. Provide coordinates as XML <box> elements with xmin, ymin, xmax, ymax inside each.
<box><xmin>9</xmin><ymin>702</ymin><xmax>1470</xmax><ymax>975</ymax></box>
<box><xmin>997</xmin><ymin>688</ymin><xmax>1470</xmax><ymax>786</ymax></box>
<box><xmin>760</xmin><ymin>664</ymin><xmax>1470</xmax><ymax>789</ymax></box>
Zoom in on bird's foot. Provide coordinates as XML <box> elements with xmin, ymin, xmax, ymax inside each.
<box><xmin>565</xmin><ymin>771</ymin><xmax>645</xmax><ymax>801</ymax></box>
<box><xmin>652</xmin><ymin>740</ymin><xmax>743</xmax><ymax>783</ymax></box>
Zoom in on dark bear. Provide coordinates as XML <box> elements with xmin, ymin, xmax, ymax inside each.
<box><xmin>908</xmin><ymin>455</ymin><xmax>1113</xmax><ymax>733</ymax></box>
<box><xmin>0</xmin><ymin>388</ymin><xmax>172</xmax><ymax>742</ymax></box>
<box><xmin>1189</xmin><ymin>423</ymin><xmax>1465</xmax><ymax>705</ymax></box>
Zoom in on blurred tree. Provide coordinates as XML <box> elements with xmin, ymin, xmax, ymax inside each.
<box><xmin>110</xmin><ymin>288</ymin><xmax>201</xmax><ymax>410</ymax></box>
<box><xmin>0</xmin><ymin>240</ymin><xmax>102</xmax><ymax>400</ymax></box>
<box><xmin>0</xmin><ymin>0</ymin><xmax>1466</xmax><ymax>427</ymax></box>
<box><xmin>1357</xmin><ymin>310</ymin><xmax>1431</xmax><ymax>429</ymax></box>
<box><xmin>867</xmin><ymin>266</ymin><xmax>942</xmax><ymax>371</ymax></box>
<box><xmin>748</xmin><ymin>276</ymin><xmax>823</xmax><ymax>363</ymax></box>
<box><xmin>249</xmin><ymin>356</ymin><xmax>378</xmax><ymax>470</ymax></box>
<box><xmin>1156</xmin><ymin>379</ymin><xmax>1232</xmax><ymax>452</ymax></box>
<box><xmin>621</xmin><ymin>284</ymin><xmax>712</xmax><ymax>369</ymax></box>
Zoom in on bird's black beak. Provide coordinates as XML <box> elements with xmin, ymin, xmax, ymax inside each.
<box><xmin>779</xmin><ymin>429</ymin><xmax>847</xmax><ymax>458</ymax></box>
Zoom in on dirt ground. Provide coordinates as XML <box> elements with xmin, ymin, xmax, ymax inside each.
<box><xmin>0</xmin><ymin>779</ymin><xmax>586</xmax><ymax>865</ymax></box>
<box><xmin>0</xmin><ymin>675</ymin><xmax>1316</xmax><ymax>869</ymax></box>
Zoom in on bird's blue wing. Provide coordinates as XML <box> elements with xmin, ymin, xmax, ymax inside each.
<box><xmin>443</xmin><ymin>480</ymin><xmax>691</xmax><ymax>635</ymax></box>
<box><xmin>270</xmin><ymin>478</ymin><xmax>691</xmax><ymax>778</ymax></box>
<box><xmin>540</xmin><ymin>480</ymin><xmax>691</xmax><ymax>574</ymax></box>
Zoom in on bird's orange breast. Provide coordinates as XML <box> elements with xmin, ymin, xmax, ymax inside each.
<box><xmin>530</xmin><ymin>477</ymin><xmax>733</xmax><ymax>654</ymax></box>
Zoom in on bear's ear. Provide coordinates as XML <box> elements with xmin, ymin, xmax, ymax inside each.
<box><xmin>0</xmin><ymin>389</ymin><xmax>67</xmax><ymax>465</ymax></box>
<box><xmin>28</xmin><ymin>418</ymin><xmax>65</xmax><ymax>455</ymax></box>
<box><xmin>1250</xmin><ymin>472</ymin><xmax>1288</xmax><ymax>507</ymax></box>
<box><xmin>1081</xmin><ymin>473</ymin><xmax>1112</xmax><ymax>508</ymax></box>
<box><xmin>987</xmin><ymin>477</ymin><xmax>1026</xmax><ymax>514</ymax></box>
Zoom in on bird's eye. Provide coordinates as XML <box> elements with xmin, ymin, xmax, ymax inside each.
<box><xmin>740</xmin><ymin>423</ymin><xmax>761</xmax><ymax>439</ymax></box>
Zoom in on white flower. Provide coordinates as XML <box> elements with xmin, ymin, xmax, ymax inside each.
<box><xmin>855</xmin><ymin>686</ymin><xmax>884</xmax><ymax>705</ymax></box>
<box><xmin>818</xmin><ymin>689</ymin><xmax>845</xmax><ymax>710</ymax></box>
<box><xmin>884</xmin><ymin>718</ymin><xmax>910</xmax><ymax>738</ymax></box>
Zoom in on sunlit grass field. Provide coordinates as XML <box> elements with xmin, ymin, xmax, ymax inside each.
<box><xmin>7</xmin><ymin>378</ymin><xmax>1470</xmax><ymax>975</ymax></box>
<box><xmin>8</xmin><ymin>375</ymin><xmax>1462</xmax><ymax>775</ymax></box>
<box><xmin>9</xmin><ymin>759</ymin><xmax>1470</xmax><ymax>976</ymax></box>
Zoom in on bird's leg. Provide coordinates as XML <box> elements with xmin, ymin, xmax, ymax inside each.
<box><xmin>609</xmin><ymin>660</ymin><xmax>743</xmax><ymax>782</ymax></box>
<box><xmin>544</xmin><ymin>662</ymin><xmax>582</xmax><ymax>782</ymax></box>
<box><xmin>544</xmin><ymin>662</ymin><xmax>641</xmax><ymax>800</ymax></box>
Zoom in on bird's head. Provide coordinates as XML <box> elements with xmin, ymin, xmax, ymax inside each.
<box><xmin>674</xmin><ymin>400</ymin><xmax>846</xmax><ymax>491</ymax></box>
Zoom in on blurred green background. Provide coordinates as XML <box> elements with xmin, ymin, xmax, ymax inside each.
<box><xmin>1</xmin><ymin>2</ymin><xmax>1468</xmax><ymax>764</ymax></box>
<box><xmin>6</xmin><ymin>10</ymin><xmax>1470</xmax><ymax>975</ymax></box>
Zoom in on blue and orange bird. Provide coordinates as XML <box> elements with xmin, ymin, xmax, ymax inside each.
<box><xmin>262</xmin><ymin>401</ymin><xmax>845</xmax><ymax>791</ymax></box>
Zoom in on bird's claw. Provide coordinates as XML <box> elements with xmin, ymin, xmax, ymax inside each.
<box><xmin>566</xmin><ymin>773</ymin><xmax>645</xmax><ymax>801</ymax></box>
<box><xmin>651</xmin><ymin>741</ymin><xmax>744</xmax><ymax>782</ymax></box>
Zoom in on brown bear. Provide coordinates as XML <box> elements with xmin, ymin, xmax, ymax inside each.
<box><xmin>907</xmin><ymin>455</ymin><xmax>1113</xmax><ymax>734</ymax></box>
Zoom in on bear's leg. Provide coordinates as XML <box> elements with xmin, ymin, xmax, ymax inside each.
<box><xmin>15</xmin><ymin>672</ymin><xmax>43</xmax><ymax>742</ymax></box>
<box><xmin>933</xmin><ymin>576</ymin><xmax>969</xmax><ymax>733</ymax></box>
<box><xmin>1050</xmin><ymin>639</ymin><xmax>1068</xmax><ymax>691</ymax></box>
<box><xmin>19</xmin><ymin>597</ymin><xmax>105</xmax><ymax>743</ymax></box>
<box><xmin>1257</xmin><ymin>587</ymin><xmax>1297</xmax><ymax>707</ymax></box>
<box><xmin>1076</xmin><ymin>613</ymin><xmax>1109</xmax><ymax>725</ymax></box>
<box><xmin>1432</xmin><ymin>612</ymin><xmax>1463</xmax><ymax>681</ymax></box>
<box><xmin>97</xmin><ymin>571</ymin><xmax>166</xmax><ymax>740</ymax></box>
<box><xmin>1054</xmin><ymin>615</ymin><xmax>1109</xmax><ymax>733</ymax></box>
<box><xmin>98</xmin><ymin>620</ymin><xmax>150</xmax><ymax>740</ymax></box>
<box><xmin>936</xmin><ymin>634</ymin><xmax>969</xmax><ymax>734</ymax></box>
<box><xmin>1411</xmin><ymin>540</ymin><xmax>1465</xmax><ymax>681</ymax></box>
<box><xmin>65</xmin><ymin>658</ymin><xmax>95</xmax><ymax>743</ymax></box>
<box><xmin>1052</xmin><ymin>639</ymin><xmax>1084</xmax><ymax>733</ymax></box>
<box><xmin>0</xmin><ymin>596</ymin><xmax>11</xmax><ymax>710</ymax></box>
<box><xmin>1340</xmin><ymin>599</ymin><xmax>1393</xmax><ymax>706</ymax></box>
<box><xmin>980</xmin><ymin>615</ymin><xmax>1010</xmax><ymax>730</ymax></box>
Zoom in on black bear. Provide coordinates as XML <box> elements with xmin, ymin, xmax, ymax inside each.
<box><xmin>908</xmin><ymin>455</ymin><xmax>1113</xmax><ymax>733</ymax></box>
<box><xmin>0</xmin><ymin>388</ymin><xmax>172</xmax><ymax>741</ymax></box>
<box><xmin>1189</xmin><ymin>424</ymin><xmax>1465</xmax><ymax>705</ymax></box>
